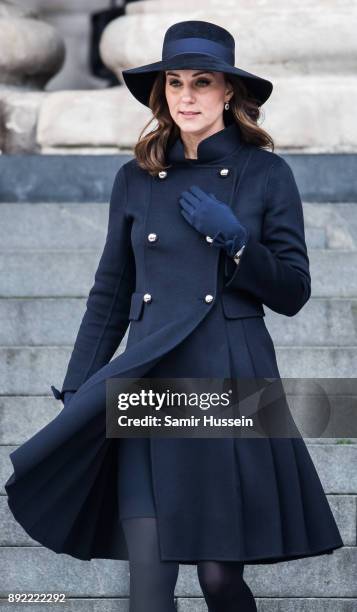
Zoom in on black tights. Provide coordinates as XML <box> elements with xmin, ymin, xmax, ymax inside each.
<box><xmin>121</xmin><ymin>517</ymin><xmax>257</xmax><ymax>612</ymax></box>
<box><xmin>197</xmin><ymin>559</ymin><xmax>257</xmax><ymax>612</ymax></box>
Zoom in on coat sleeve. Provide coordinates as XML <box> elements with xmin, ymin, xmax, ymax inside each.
<box><xmin>51</xmin><ymin>165</ymin><xmax>136</xmax><ymax>403</ymax></box>
<box><xmin>223</xmin><ymin>156</ymin><xmax>311</xmax><ymax>316</ymax></box>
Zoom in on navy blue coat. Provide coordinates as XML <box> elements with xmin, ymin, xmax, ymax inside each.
<box><xmin>5</xmin><ymin>121</ymin><xmax>343</xmax><ymax>564</ymax></box>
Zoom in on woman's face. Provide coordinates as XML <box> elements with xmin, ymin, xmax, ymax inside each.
<box><xmin>164</xmin><ymin>69</ymin><xmax>233</xmax><ymax>135</ymax></box>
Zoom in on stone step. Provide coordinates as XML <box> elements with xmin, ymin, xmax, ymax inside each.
<box><xmin>267</xmin><ymin>297</ymin><xmax>357</xmax><ymax>346</ymax></box>
<box><xmin>0</xmin><ymin>345</ymin><xmax>356</xmax><ymax>390</ymax></box>
<box><xmin>0</xmin><ymin>547</ymin><xmax>355</xmax><ymax>598</ymax></box>
<box><xmin>1</xmin><ymin>440</ymin><xmax>356</xmax><ymax>495</ymax></box>
<box><xmin>0</xmin><ymin>297</ymin><xmax>87</xmax><ymax>346</ymax></box>
<box><xmin>0</xmin><ymin>203</ymin><xmax>108</xmax><ymax>250</ymax></box>
<box><xmin>0</xmin><ymin>203</ymin><xmax>327</xmax><ymax>250</ymax></box>
<box><xmin>1</xmin><ymin>249</ymin><xmax>357</xmax><ymax>297</ymax></box>
<box><xmin>179</xmin><ymin>599</ymin><xmax>357</xmax><ymax>612</ymax></box>
<box><xmin>1</xmin><ymin>154</ymin><xmax>357</xmax><ymax>201</ymax></box>
<box><xmin>0</xmin><ymin>598</ymin><xmax>355</xmax><ymax>612</ymax></box>
<box><xmin>0</xmin><ymin>296</ymin><xmax>356</xmax><ymax>347</ymax></box>
<box><xmin>303</xmin><ymin>202</ymin><xmax>357</xmax><ymax>250</ymax></box>
<box><xmin>1</xmin><ymin>202</ymin><xmax>357</xmax><ymax>250</ymax></box>
<box><xmin>1</xmin><ymin>492</ymin><xmax>354</xmax><ymax>548</ymax></box>
<box><xmin>306</xmin><ymin>227</ymin><xmax>326</xmax><ymax>248</ymax></box>
<box><xmin>276</xmin><ymin>346</ymin><xmax>357</xmax><ymax>378</ymax></box>
<box><xmin>0</xmin><ymin>600</ymin><xmax>356</xmax><ymax>612</ymax></box>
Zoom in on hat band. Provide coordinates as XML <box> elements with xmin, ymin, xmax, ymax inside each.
<box><xmin>163</xmin><ymin>37</ymin><xmax>234</xmax><ymax>65</ymax></box>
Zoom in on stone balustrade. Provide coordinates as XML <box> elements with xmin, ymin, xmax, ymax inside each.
<box><xmin>0</xmin><ymin>1</ymin><xmax>65</xmax><ymax>90</ymax></box>
<box><xmin>0</xmin><ymin>0</ymin><xmax>356</xmax><ymax>154</ymax></box>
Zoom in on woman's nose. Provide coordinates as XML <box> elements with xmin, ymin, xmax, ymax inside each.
<box><xmin>181</xmin><ymin>91</ymin><xmax>195</xmax><ymax>102</ymax></box>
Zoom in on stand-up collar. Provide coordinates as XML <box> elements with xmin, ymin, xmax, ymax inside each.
<box><xmin>167</xmin><ymin>121</ymin><xmax>243</xmax><ymax>164</ymax></box>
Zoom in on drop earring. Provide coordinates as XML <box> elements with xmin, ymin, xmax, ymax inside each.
<box><xmin>224</xmin><ymin>102</ymin><xmax>230</xmax><ymax>110</ymax></box>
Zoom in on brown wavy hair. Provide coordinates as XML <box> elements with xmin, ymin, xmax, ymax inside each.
<box><xmin>133</xmin><ymin>71</ymin><xmax>274</xmax><ymax>176</ymax></box>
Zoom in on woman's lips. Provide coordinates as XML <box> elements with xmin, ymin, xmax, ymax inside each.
<box><xmin>180</xmin><ymin>111</ymin><xmax>200</xmax><ymax>118</ymax></box>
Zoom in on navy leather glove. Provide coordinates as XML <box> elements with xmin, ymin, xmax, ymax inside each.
<box><xmin>179</xmin><ymin>185</ymin><xmax>249</xmax><ymax>257</ymax></box>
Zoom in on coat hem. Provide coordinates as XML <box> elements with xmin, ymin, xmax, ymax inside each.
<box><xmin>7</xmin><ymin>475</ymin><xmax>343</xmax><ymax>565</ymax></box>
<box><xmin>158</xmin><ymin>542</ymin><xmax>345</xmax><ymax>565</ymax></box>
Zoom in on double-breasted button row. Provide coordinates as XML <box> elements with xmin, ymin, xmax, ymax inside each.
<box><xmin>142</xmin><ymin>293</ymin><xmax>214</xmax><ymax>304</ymax></box>
<box><xmin>154</xmin><ymin>171</ymin><xmax>218</xmax><ymax>307</ymax></box>
<box><xmin>158</xmin><ymin>168</ymin><xmax>230</xmax><ymax>179</ymax></box>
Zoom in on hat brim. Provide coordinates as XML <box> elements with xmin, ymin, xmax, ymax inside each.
<box><xmin>122</xmin><ymin>53</ymin><xmax>273</xmax><ymax>108</ymax></box>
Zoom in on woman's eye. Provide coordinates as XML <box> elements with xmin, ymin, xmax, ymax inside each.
<box><xmin>168</xmin><ymin>79</ymin><xmax>211</xmax><ymax>87</ymax></box>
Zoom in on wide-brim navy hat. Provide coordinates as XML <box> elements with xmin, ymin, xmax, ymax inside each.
<box><xmin>122</xmin><ymin>20</ymin><xmax>273</xmax><ymax>108</ymax></box>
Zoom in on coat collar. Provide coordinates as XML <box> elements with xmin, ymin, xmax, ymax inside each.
<box><xmin>167</xmin><ymin>121</ymin><xmax>243</xmax><ymax>165</ymax></box>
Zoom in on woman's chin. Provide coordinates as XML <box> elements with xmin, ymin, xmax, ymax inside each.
<box><xmin>176</xmin><ymin>117</ymin><xmax>206</xmax><ymax>132</ymax></box>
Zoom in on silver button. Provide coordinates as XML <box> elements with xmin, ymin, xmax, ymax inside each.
<box><xmin>219</xmin><ymin>168</ymin><xmax>229</xmax><ymax>177</ymax></box>
<box><xmin>204</xmin><ymin>294</ymin><xmax>214</xmax><ymax>303</ymax></box>
<box><xmin>158</xmin><ymin>171</ymin><xmax>167</xmax><ymax>179</ymax></box>
<box><xmin>143</xmin><ymin>293</ymin><xmax>152</xmax><ymax>303</ymax></box>
<box><xmin>205</xmin><ymin>235</ymin><xmax>213</xmax><ymax>243</ymax></box>
<box><xmin>148</xmin><ymin>233</ymin><xmax>158</xmax><ymax>242</ymax></box>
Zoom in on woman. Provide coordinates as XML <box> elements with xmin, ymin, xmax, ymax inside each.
<box><xmin>5</xmin><ymin>20</ymin><xmax>343</xmax><ymax>612</ymax></box>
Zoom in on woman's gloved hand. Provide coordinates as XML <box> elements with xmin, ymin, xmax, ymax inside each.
<box><xmin>179</xmin><ymin>185</ymin><xmax>249</xmax><ymax>257</ymax></box>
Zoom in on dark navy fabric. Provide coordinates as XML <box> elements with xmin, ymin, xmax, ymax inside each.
<box><xmin>5</xmin><ymin>121</ymin><xmax>344</xmax><ymax>564</ymax></box>
<box><xmin>117</xmin><ymin>437</ymin><xmax>156</xmax><ymax>519</ymax></box>
<box><xmin>117</xmin><ymin>251</ymin><xmax>229</xmax><ymax>522</ymax></box>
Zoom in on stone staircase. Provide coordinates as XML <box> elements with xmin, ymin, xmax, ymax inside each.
<box><xmin>0</xmin><ymin>191</ymin><xmax>356</xmax><ymax>610</ymax></box>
